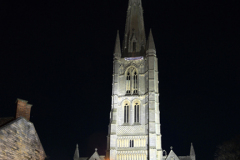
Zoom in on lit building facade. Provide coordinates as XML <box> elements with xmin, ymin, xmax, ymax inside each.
<box><xmin>106</xmin><ymin>0</ymin><xmax>162</xmax><ymax>160</ymax></box>
<box><xmin>74</xmin><ymin>1</ymin><xmax>196</xmax><ymax>160</ymax></box>
<box><xmin>105</xmin><ymin>0</ymin><xmax>196</xmax><ymax>160</ymax></box>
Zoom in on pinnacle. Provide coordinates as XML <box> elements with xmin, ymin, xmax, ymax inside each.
<box><xmin>74</xmin><ymin>143</ymin><xmax>80</xmax><ymax>159</ymax></box>
<box><xmin>114</xmin><ymin>30</ymin><xmax>121</xmax><ymax>59</ymax></box>
<box><xmin>190</xmin><ymin>143</ymin><xmax>195</xmax><ymax>156</ymax></box>
<box><xmin>147</xmin><ymin>29</ymin><xmax>156</xmax><ymax>52</ymax></box>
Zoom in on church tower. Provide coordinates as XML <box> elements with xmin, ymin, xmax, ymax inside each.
<box><xmin>106</xmin><ymin>0</ymin><xmax>162</xmax><ymax>160</ymax></box>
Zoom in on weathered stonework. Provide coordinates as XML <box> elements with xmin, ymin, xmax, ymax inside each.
<box><xmin>117</xmin><ymin>125</ymin><xmax>145</xmax><ymax>135</ymax></box>
<box><xmin>106</xmin><ymin>0</ymin><xmax>196</xmax><ymax>160</ymax></box>
<box><xmin>0</xmin><ymin>117</ymin><xmax>46</xmax><ymax>160</ymax></box>
<box><xmin>74</xmin><ymin>0</ymin><xmax>196</xmax><ymax>159</ymax></box>
<box><xmin>107</xmin><ymin>1</ymin><xmax>162</xmax><ymax>160</ymax></box>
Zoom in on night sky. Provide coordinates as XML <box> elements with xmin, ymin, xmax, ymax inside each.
<box><xmin>1</xmin><ymin>0</ymin><xmax>239</xmax><ymax>159</ymax></box>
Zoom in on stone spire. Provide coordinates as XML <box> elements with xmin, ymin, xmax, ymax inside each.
<box><xmin>190</xmin><ymin>143</ymin><xmax>196</xmax><ymax>160</ymax></box>
<box><xmin>147</xmin><ymin>29</ymin><xmax>156</xmax><ymax>51</ymax></box>
<box><xmin>122</xmin><ymin>0</ymin><xmax>146</xmax><ymax>57</ymax></box>
<box><xmin>74</xmin><ymin>144</ymin><xmax>79</xmax><ymax>160</ymax></box>
<box><xmin>114</xmin><ymin>30</ymin><xmax>121</xmax><ymax>60</ymax></box>
<box><xmin>146</xmin><ymin>29</ymin><xmax>156</xmax><ymax>55</ymax></box>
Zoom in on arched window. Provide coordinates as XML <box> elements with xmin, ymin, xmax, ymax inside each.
<box><xmin>126</xmin><ymin>67</ymin><xmax>138</xmax><ymax>94</ymax></box>
<box><xmin>126</xmin><ymin>71</ymin><xmax>131</xmax><ymax>94</ymax></box>
<box><xmin>134</xmin><ymin>103</ymin><xmax>140</xmax><ymax>123</ymax></box>
<box><xmin>129</xmin><ymin>140</ymin><xmax>134</xmax><ymax>147</ymax></box>
<box><xmin>124</xmin><ymin>103</ymin><xmax>129</xmax><ymax>123</ymax></box>
<box><xmin>133</xmin><ymin>70</ymin><xmax>138</xmax><ymax>94</ymax></box>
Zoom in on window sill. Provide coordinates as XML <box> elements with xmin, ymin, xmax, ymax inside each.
<box><xmin>133</xmin><ymin>122</ymin><xmax>141</xmax><ymax>125</ymax></box>
<box><xmin>122</xmin><ymin>123</ymin><xmax>141</xmax><ymax>126</ymax></box>
<box><xmin>125</xmin><ymin>94</ymin><xmax>139</xmax><ymax>96</ymax></box>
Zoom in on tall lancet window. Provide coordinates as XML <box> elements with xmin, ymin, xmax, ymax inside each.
<box><xmin>124</xmin><ymin>103</ymin><xmax>129</xmax><ymax>123</ymax></box>
<box><xmin>126</xmin><ymin>67</ymin><xmax>138</xmax><ymax>95</ymax></box>
<box><xmin>134</xmin><ymin>103</ymin><xmax>140</xmax><ymax>123</ymax></box>
<box><xmin>126</xmin><ymin>71</ymin><xmax>131</xmax><ymax>94</ymax></box>
<box><xmin>133</xmin><ymin>70</ymin><xmax>138</xmax><ymax>94</ymax></box>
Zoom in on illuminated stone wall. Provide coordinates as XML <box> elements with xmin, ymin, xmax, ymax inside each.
<box><xmin>0</xmin><ymin>117</ymin><xmax>46</xmax><ymax>160</ymax></box>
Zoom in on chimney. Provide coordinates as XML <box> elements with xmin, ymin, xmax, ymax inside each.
<box><xmin>16</xmin><ymin>99</ymin><xmax>32</xmax><ymax>121</ymax></box>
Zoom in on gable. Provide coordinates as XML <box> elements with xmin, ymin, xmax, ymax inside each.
<box><xmin>89</xmin><ymin>151</ymin><xmax>102</xmax><ymax>160</ymax></box>
<box><xmin>166</xmin><ymin>150</ymin><xmax>180</xmax><ymax>160</ymax></box>
<box><xmin>0</xmin><ymin>117</ymin><xmax>46</xmax><ymax>160</ymax></box>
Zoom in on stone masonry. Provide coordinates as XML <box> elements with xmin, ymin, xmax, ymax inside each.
<box><xmin>0</xmin><ymin>117</ymin><xmax>46</xmax><ymax>160</ymax></box>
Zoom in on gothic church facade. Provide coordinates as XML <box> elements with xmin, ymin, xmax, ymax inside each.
<box><xmin>106</xmin><ymin>0</ymin><xmax>161</xmax><ymax>160</ymax></box>
<box><xmin>74</xmin><ymin>0</ymin><xmax>196</xmax><ymax>160</ymax></box>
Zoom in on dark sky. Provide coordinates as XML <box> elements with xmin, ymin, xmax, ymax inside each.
<box><xmin>1</xmin><ymin>0</ymin><xmax>239</xmax><ymax>159</ymax></box>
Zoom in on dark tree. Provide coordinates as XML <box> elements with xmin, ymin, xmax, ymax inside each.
<box><xmin>215</xmin><ymin>135</ymin><xmax>240</xmax><ymax>160</ymax></box>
